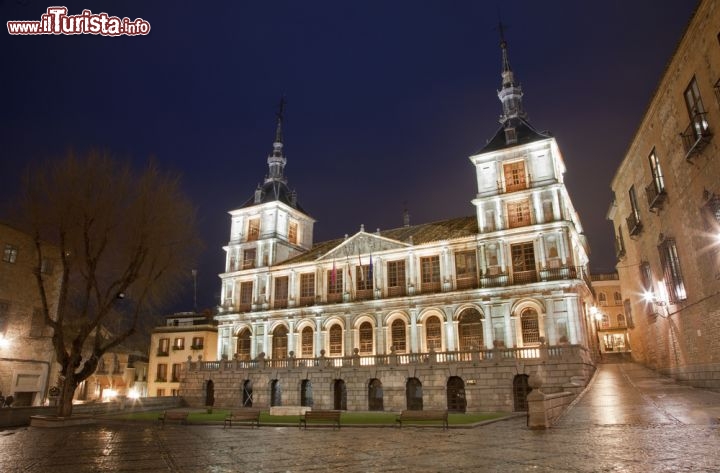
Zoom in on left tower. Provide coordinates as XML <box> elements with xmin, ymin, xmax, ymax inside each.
<box><xmin>219</xmin><ymin>101</ymin><xmax>315</xmax><ymax>321</ymax></box>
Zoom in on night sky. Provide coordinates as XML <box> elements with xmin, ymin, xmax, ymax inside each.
<box><xmin>0</xmin><ymin>1</ymin><xmax>698</xmax><ymax>313</ymax></box>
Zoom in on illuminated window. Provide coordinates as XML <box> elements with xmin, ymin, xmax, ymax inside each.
<box><xmin>458</xmin><ymin>308</ymin><xmax>483</xmax><ymax>350</ymax></box>
<box><xmin>171</xmin><ymin>363</ymin><xmax>181</xmax><ymax>382</ymax></box>
<box><xmin>299</xmin><ymin>273</ymin><xmax>315</xmax><ymax>306</ymax></box>
<box><xmin>503</xmin><ymin>161</ymin><xmax>527</xmax><ymax>192</ymax></box>
<box><xmin>648</xmin><ymin>148</ymin><xmax>665</xmax><ymax>194</ymax></box>
<box><xmin>239</xmin><ymin>281</ymin><xmax>253</xmax><ymax>311</ymax></box>
<box><xmin>598</xmin><ymin>292</ymin><xmax>607</xmax><ymax>306</ymax></box>
<box><xmin>247</xmin><ymin>219</ymin><xmax>260</xmax><ymax>241</ymax></box>
<box><xmin>272</xmin><ymin>326</ymin><xmax>288</xmax><ymax>359</ymax></box>
<box><xmin>387</xmin><ymin>260</ymin><xmax>406</xmax><ymax>296</ymax></box>
<box><xmin>613</xmin><ymin>292</ymin><xmax>622</xmax><ymax>305</ymax></box>
<box><xmin>236</xmin><ymin>329</ymin><xmax>251</xmax><ymax>360</ymax></box>
<box><xmin>173</xmin><ymin>337</ymin><xmax>184</xmax><ymax>350</ymax></box>
<box><xmin>158</xmin><ymin>338</ymin><xmax>169</xmax><ymax>356</ymax></box>
<box><xmin>329</xmin><ymin>324</ymin><xmax>342</xmax><ymax>356</ymax></box>
<box><xmin>301</xmin><ymin>327</ymin><xmax>313</xmax><ymax>357</ymax></box>
<box><xmin>391</xmin><ymin>319</ymin><xmax>406</xmax><ymax>353</ymax></box>
<box><xmin>273</xmin><ymin>276</ymin><xmax>289</xmax><ymax>309</ymax></box>
<box><xmin>191</xmin><ymin>337</ymin><xmax>204</xmax><ymax>350</ymax></box>
<box><xmin>455</xmin><ymin>250</ymin><xmax>477</xmax><ymax>289</ymax></box>
<box><xmin>420</xmin><ymin>256</ymin><xmax>440</xmax><ymax>292</ymax></box>
<box><xmin>288</xmin><ymin>221</ymin><xmax>298</xmax><ymax>245</ymax></box>
<box><xmin>601</xmin><ymin>314</ymin><xmax>610</xmax><ymax>329</ymax></box>
<box><xmin>242</xmin><ymin>248</ymin><xmax>256</xmax><ymax>269</ymax></box>
<box><xmin>507</xmin><ymin>200</ymin><xmax>532</xmax><ymax>228</ymax></box>
<box><xmin>658</xmin><ymin>237</ymin><xmax>687</xmax><ymax>303</ymax></box>
<box><xmin>425</xmin><ymin>316</ymin><xmax>442</xmax><ymax>351</ymax></box>
<box><xmin>520</xmin><ymin>308</ymin><xmax>540</xmax><ymax>345</ymax></box>
<box><xmin>359</xmin><ymin>322</ymin><xmax>373</xmax><ymax>354</ymax></box>
<box><xmin>617</xmin><ymin>314</ymin><xmax>626</xmax><ymax>327</ymax></box>
<box><xmin>511</xmin><ymin>242</ymin><xmax>536</xmax><ymax>283</ymax></box>
<box><xmin>2</xmin><ymin>244</ymin><xmax>18</xmax><ymax>263</ymax></box>
<box><xmin>326</xmin><ymin>269</ymin><xmax>343</xmax><ymax>302</ymax></box>
<box><xmin>156</xmin><ymin>364</ymin><xmax>167</xmax><ymax>382</ymax></box>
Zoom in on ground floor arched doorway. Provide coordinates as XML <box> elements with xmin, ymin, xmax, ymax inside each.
<box><xmin>513</xmin><ymin>374</ymin><xmax>531</xmax><ymax>411</ymax></box>
<box><xmin>447</xmin><ymin>376</ymin><xmax>466</xmax><ymax>413</ymax></box>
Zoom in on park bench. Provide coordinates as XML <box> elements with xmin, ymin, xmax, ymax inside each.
<box><xmin>299</xmin><ymin>410</ymin><xmax>341</xmax><ymax>430</ymax></box>
<box><xmin>223</xmin><ymin>408</ymin><xmax>262</xmax><ymax>429</ymax></box>
<box><xmin>158</xmin><ymin>410</ymin><xmax>189</xmax><ymax>427</ymax></box>
<box><xmin>395</xmin><ymin>409</ymin><xmax>448</xmax><ymax>430</ymax></box>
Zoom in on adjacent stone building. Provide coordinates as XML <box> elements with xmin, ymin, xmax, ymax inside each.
<box><xmin>590</xmin><ymin>273</ymin><xmax>631</xmax><ymax>355</ymax></box>
<box><xmin>0</xmin><ymin>222</ymin><xmax>60</xmax><ymax>406</ymax></box>
<box><xmin>182</xmin><ymin>34</ymin><xmax>597</xmax><ymax>412</ymax></box>
<box><xmin>608</xmin><ymin>0</ymin><xmax>720</xmax><ymax>388</ymax></box>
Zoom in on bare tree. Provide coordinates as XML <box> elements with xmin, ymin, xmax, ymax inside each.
<box><xmin>18</xmin><ymin>150</ymin><xmax>201</xmax><ymax>417</ymax></box>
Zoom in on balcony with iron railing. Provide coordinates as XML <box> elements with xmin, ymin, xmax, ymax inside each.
<box><xmin>626</xmin><ymin>211</ymin><xmax>643</xmax><ymax>237</ymax></box>
<box><xmin>681</xmin><ymin>111</ymin><xmax>712</xmax><ymax>159</ymax></box>
<box><xmin>645</xmin><ymin>182</ymin><xmax>667</xmax><ymax>212</ymax></box>
<box><xmin>614</xmin><ymin>237</ymin><xmax>626</xmax><ymax>260</ymax></box>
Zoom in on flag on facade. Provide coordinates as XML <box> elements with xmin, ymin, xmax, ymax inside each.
<box><xmin>331</xmin><ymin>258</ymin><xmax>337</xmax><ymax>287</ymax></box>
<box><xmin>358</xmin><ymin>254</ymin><xmax>364</xmax><ymax>281</ymax></box>
<box><xmin>368</xmin><ymin>253</ymin><xmax>373</xmax><ymax>283</ymax></box>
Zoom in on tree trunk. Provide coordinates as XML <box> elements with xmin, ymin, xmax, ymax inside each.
<box><xmin>57</xmin><ymin>368</ymin><xmax>78</xmax><ymax>417</ymax></box>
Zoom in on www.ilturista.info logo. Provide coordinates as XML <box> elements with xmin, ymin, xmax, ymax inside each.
<box><xmin>7</xmin><ymin>7</ymin><xmax>150</xmax><ymax>36</ymax></box>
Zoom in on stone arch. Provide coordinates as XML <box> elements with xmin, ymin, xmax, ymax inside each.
<box><xmin>235</xmin><ymin>326</ymin><xmax>252</xmax><ymax>360</ymax></box>
<box><xmin>406</xmin><ymin>377</ymin><xmax>423</xmax><ymax>410</ymax></box>
<box><xmin>270</xmin><ymin>324</ymin><xmax>289</xmax><ymax>359</ymax></box>
<box><xmin>385</xmin><ymin>311</ymin><xmax>410</xmax><ymax>353</ymax></box>
<box><xmin>452</xmin><ymin>303</ymin><xmax>484</xmax><ymax>321</ymax></box>
<box><xmin>368</xmin><ymin>378</ymin><xmax>383</xmax><ymax>411</ymax></box>
<box><xmin>510</xmin><ymin>299</ymin><xmax>546</xmax><ymax>347</ymax></box>
<box><xmin>457</xmin><ymin>307</ymin><xmax>484</xmax><ymax>351</ymax></box>
<box><xmin>353</xmin><ymin>314</ymin><xmax>376</xmax><ymax>355</ymax></box>
<box><xmin>418</xmin><ymin>308</ymin><xmax>446</xmax><ymax>352</ymax></box>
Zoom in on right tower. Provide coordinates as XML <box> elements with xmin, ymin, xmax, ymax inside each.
<box><xmin>469</xmin><ymin>28</ymin><xmax>594</xmax><ymax>351</ymax></box>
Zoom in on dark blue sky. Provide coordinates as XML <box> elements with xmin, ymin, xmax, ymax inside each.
<box><xmin>0</xmin><ymin>1</ymin><xmax>697</xmax><ymax>313</ymax></box>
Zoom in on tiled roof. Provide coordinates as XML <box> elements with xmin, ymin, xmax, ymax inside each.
<box><xmin>281</xmin><ymin>215</ymin><xmax>478</xmax><ymax>265</ymax></box>
<box><xmin>239</xmin><ymin>180</ymin><xmax>308</xmax><ymax>214</ymax></box>
<box><xmin>477</xmin><ymin>118</ymin><xmax>550</xmax><ymax>154</ymax></box>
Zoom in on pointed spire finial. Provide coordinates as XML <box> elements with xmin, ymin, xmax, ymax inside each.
<box><xmin>493</xmin><ymin>21</ymin><xmax>527</xmax><ymax>126</ymax></box>
<box><xmin>275</xmin><ymin>95</ymin><xmax>286</xmax><ymax>144</ymax></box>
<box><xmin>267</xmin><ymin>96</ymin><xmax>288</xmax><ymax>183</ymax></box>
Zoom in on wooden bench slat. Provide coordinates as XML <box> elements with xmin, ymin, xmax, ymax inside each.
<box><xmin>158</xmin><ymin>411</ymin><xmax>189</xmax><ymax>428</ymax></box>
<box><xmin>224</xmin><ymin>409</ymin><xmax>262</xmax><ymax>429</ymax></box>
<box><xmin>395</xmin><ymin>410</ymin><xmax>448</xmax><ymax>430</ymax></box>
<box><xmin>299</xmin><ymin>410</ymin><xmax>341</xmax><ymax>430</ymax></box>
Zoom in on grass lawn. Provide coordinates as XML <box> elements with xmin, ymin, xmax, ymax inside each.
<box><xmin>111</xmin><ymin>409</ymin><xmax>509</xmax><ymax>426</ymax></box>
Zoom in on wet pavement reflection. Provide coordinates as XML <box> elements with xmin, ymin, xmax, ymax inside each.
<box><xmin>0</xmin><ymin>361</ymin><xmax>718</xmax><ymax>472</ymax></box>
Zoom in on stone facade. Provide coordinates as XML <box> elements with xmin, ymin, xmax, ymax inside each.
<box><xmin>590</xmin><ymin>273</ymin><xmax>631</xmax><ymax>354</ymax></box>
<box><xmin>608</xmin><ymin>0</ymin><xmax>720</xmax><ymax>388</ymax></box>
<box><xmin>0</xmin><ymin>222</ymin><xmax>61</xmax><ymax>406</ymax></box>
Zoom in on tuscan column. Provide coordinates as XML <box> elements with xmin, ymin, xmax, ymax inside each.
<box><xmin>409</xmin><ymin>308</ymin><xmax>419</xmax><ymax>353</ymax></box>
<box><xmin>287</xmin><ymin>318</ymin><xmax>296</xmax><ymax>355</ymax></box>
<box><xmin>444</xmin><ymin>306</ymin><xmax>456</xmax><ymax>351</ymax></box>
<box><xmin>552</xmin><ymin>188</ymin><xmax>561</xmax><ymax>221</ymax></box>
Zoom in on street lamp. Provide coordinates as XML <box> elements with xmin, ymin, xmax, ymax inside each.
<box><xmin>0</xmin><ymin>334</ymin><xmax>10</xmax><ymax>349</ymax></box>
<box><xmin>642</xmin><ymin>290</ymin><xmax>670</xmax><ymax>318</ymax></box>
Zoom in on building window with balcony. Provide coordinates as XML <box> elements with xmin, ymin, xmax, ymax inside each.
<box><xmin>299</xmin><ymin>273</ymin><xmax>315</xmax><ymax>306</ymax></box>
<box><xmin>458</xmin><ymin>308</ymin><xmax>483</xmax><ymax>351</ymax></box>
<box><xmin>355</xmin><ymin>265</ymin><xmax>373</xmax><ymax>300</ymax></box>
<box><xmin>617</xmin><ymin>314</ymin><xmax>626</xmax><ymax>327</ymax></box>
<box><xmin>2</xmin><ymin>244</ymin><xmax>18</xmax><ymax>263</ymax></box>
<box><xmin>191</xmin><ymin>337</ymin><xmax>204</xmax><ymax>350</ymax></box>
<box><xmin>455</xmin><ymin>250</ymin><xmax>477</xmax><ymax>289</ymax></box>
<box><xmin>658</xmin><ymin>237</ymin><xmax>687</xmax><ymax>303</ymax></box>
<box><xmin>239</xmin><ymin>281</ymin><xmax>253</xmax><ymax>311</ymax></box>
<box><xmin>391</xmin><ymin>319</ymin><xmax>406</xmax><ymax>353</ymax></box>
<box><xmin>158</xmin><ymin>338</ymin><xmax>170</xmax><ymax>356</ymax></box>
<box><xmin>329</xmin><ymin>324</ymin><xmax>342</xmax><ymax>356</ymax></box>
<box><xmin>156</xmin><ymin>364</ymin><xmax>167</xmax><ymax>382</ymax></box>
<box><xmin>615</xmin><ymin>225</ymin><xmax>627</xmax><ymax>259</ymax></box>
<box><xmin>301</xmin><ymin>327</ymin><xmax>313</xmax><ymax>357</ymax></box>
<box><xmin>387</xmin><ymin>260</ymin><xmax>406</xmax><ymax>297</ymax></box>
<box><xmin>173</xmin><ymin>337</ymin><xmax>185</xmax><ymax>350</ymax></box>
<box><xmin>601</xmin><ymin>314</ymin><xmax>610</xmax><ymax>329</ymax></box>
<box><xmin>420</xmin><ymin>256</ymin><xmax>441</xmax><ymax>293</ymax></box>
<box><xmin>613</xmin><ymin>291</ymin><xmax>622</xmax><ymax>305</ymax></box>
<box><xmin>236</xmin><ymin>328</ymin><xmax>251</xmax><ymax>360</ymax></box>
<box><xmin>511</xmin><ymin>242</ymin><xmax>537</xmax><ymax>284</ymax></box>
<box><xmin>359</xmin><ymin>321</ymin><xmax>373</xmax><ymax>355</ymax></box>
<box><xmin>682</xmin><ymin>76</ymin><xmax>712</xmax><ymax>157</ymax></box>
<box><xmin>288</xmin><ymin>221</ymin><xmax>298</xmax><ymax>245</ymax></box>
<box><xmin>273</xmin><ymin>276</ymin><xmax>289</xmax><ymax>309</ymax></box>
<box><xmin>272</xmin><ymin>326</ymin><xmax>288</xmax><ymax>359</ymax></box>
<box><xmin>645</xmin><ymin>148</ymin><xmax>667</xmax><ymax>211</ymax></box>
<box><xmin>520</xmin><ymin>308</ymin><xmax>540</xmax><ymax>345</ymax></box>
<box><xmin>598</xmin><ymin>292</ymin><xmax>607</xmax><ymax>307</ymax></box>
<box><xmin>627</xmin><ymin>185</ymin><xmax>643</xmax><ymax>236</ymax></box>
<box><xmin>247</xmin><ymin>218</ymin><xmax>260</xmax><ymax>241</ymax></box>
<box><xmin>171</xmin><ymin>363</ymin><xmax>181</xmax><ymax>382</ymax></box>
<box><xmin>503</xmin><ymin>160</ymin><xmax>527</xmax><ymax>192</ymax></box>
<box><xmin>484</xmin><ymin>208</ymin><xmax>496</xmax><ymax>232</ymax></box>
<box><xmin>327</xmin><ymin>269</ymin><xmax>343</xmax><ymax>302</ymax></box>
<box><xmin>425</xmin><ymin>316</ymin><xmax>442</xmax><ymax>351</ymax></box>
<box><xmin>242</xmin><ymin>248</ymin><xmax>256</xmax><ymax>269</ymax></box>
<box><xmin>507</xmin><ymin>199</ymin><xmax>532</xmax><ymax>229</ymax></box>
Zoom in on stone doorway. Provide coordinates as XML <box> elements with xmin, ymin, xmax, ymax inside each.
<box><xmin>513</xmin><ymin>374</ymin><xmax>531</xmax><ymax>411</ymax></box>
<box><xmin>334</xmin><ymin>379</ymin><xmax>347</xmax><ymax>410</ymax></box>
<box><xmin>406</xmin><ymin>377</ymin><xmax>423</xmax><ymax>410</ymax></box>
<box><xmin>242</xmin><ymin>379</ymin><xmax>253</xmax><ymax>407</ymax></box>
<box><xmin>447</xmin><ymin>376</ymin><xmax>466</xmax><ymax>413</ymax></box>
<box><xmin>368</xmin><ymin>378</ymin><xmax>383</xmax><ymax>411</ymax></box>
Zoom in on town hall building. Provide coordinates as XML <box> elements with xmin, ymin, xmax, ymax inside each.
<box><xmin>181</xmin><ymin>35</ymin><xmax>597</xmax><ymax>412</ymax></box>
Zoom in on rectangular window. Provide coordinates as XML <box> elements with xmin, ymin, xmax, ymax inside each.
<box><xmin>682</xmin><ymin>76</ymin><xmax>711</xmax><ymax>155</ymax></box>
<box><xmin>242</xmin><ymin>248</ymin><xmax>256</xmax><ymax>269</ymax></box>
<box><xmin>30</xmin><ymin>308</ymin><xmax>44</xmax><ymax>337</ymax></box>
<box><xmin>648</xmin><ymin>149</ymin><xmax>665</xmax><ymax>194</ymax></box>
<box><xmin>171</xmin><ymin>363</ymin><xmax>181</xmax><ymax>382</ymax></box>
<box><xmin>507</xmin><ymin>199</ymin><xmax>532</xmax><ymax>228</ymax></box>
<box><xmin>273</xmin><ymin>276</ymin><xmax>289</xmax><ymax>308</ymax></box>
<box><xmin>239</xmin><ymin>281</ymin><xmax>253</xmax><ymax>311</ymax></box>
<box><xmin>420</xmin><ymin>256</ymin><xmax>441</xmax><ymax>293</ymax></box>
<box><xmin>158</xmin><ymin>338</ymin><xmax>170</xmax><ymax>356</ymax></box>
<box><xmin>0</xmin><ymin>300</ymin><xmax>9</xmax><ymax>335</ymax></box>
<box><xmin>156</xmin><ymin>364</ymin><xmax>167</xmax><ymax>382</ymax></box>
<box><xmin>684</xmin><ymin>76</ymin><xmax>706</xmax><ymax>117</ymax></box>
<box><xmin>326</xmin><ymin>269</ymin><xmax>343</xmax><ymax>302</ymax></box>
<box><xmin>455</xmin><ymin>250</ymin><xmax>477</xmax><ymax>289</ymax></box>
<box><xmin>387</xmin><ymin>260</ymin><xmax>406</xmax><ymax>296</ymax></box>
<box><xmin>542</xmin><ymin>200</ymin><xmax>554</xmax><ymax>222</ymax></box>
<box><xmin>191</xmin><ymin>337</ymin><xmax>204</xmax><ymax>350</ymax></box>
<box><xmin>484</xmin><ymin>209</ymin><xmax>496</xmax><ymax>232</ymax></box>
<box><xmin>301</xmin><ymin>328</ymin><xmax>313</xmax><ymax>357</ymax></box>
<box><xmin>658</xmin><ymin>238</ymin><xmax>687</xmax><ymax>303</ymax></box>
<box><xmin>247</xmin><ymin>219</ymin><xmax>260</xmax><ymax>241</ymax></box>
<box><xmin>299</xmin><ymin>273</ymin><xmax>315</xmax><ymax>306</ymax></box>
<box><xmin>511</xmin><ymin>242</ymin><xmax>537</xmax><ymax>284</ymax></box>
<box><xmin>3</xmin><ymin>244</ymin><xmax>18</xmax><ymax>263</ymax></box>
<box><xmin>288</xmin><ymin>221</ymin><xmax>298</xmax><ymax>245</ymax></box>
<box><xmin>627</xmin><ymin>185</ymin><xmax>643</xmax><ymax>236</ymax></box>
<box><xmin>503</xmin><ymin>161</ymin><xmax>527</xmax><ymax>192</ymax></box>
<box><xmin>173</xmin><ymin>337</ymin><xmax>185</xmax><ymax>350</ymax></box>
<box><xmin>356</xmin><ymin>265</ymin><xmax>373</xmax><ymax>299</ymax></box>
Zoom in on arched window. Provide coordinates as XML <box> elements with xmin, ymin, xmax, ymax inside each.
<box><xmin>458</xmin><ymin>308</ymin><xmax>483</xmax><ymax>350</ymax></box>
<box><xmin>425</xmin><ymin>316</ymin><xmax>442</xmax><ymax>351</ymax></box>
<box><xmin>301</xmin><ymin>327</ymin><xmax>313</xmax><ymax>357</ymax></box>
<box><xmin>391</xmin><ymin>319</ymin><xmax>406</xmax><ymax>353</ymax></box>
<box><xmin>601</xmin><ymin>314</ymin><xmax>610</xmax><ymax>329</ymax></box>
<box><xmin>329</xmin><ymin>324</ymin><xmax>342</xmax><ymax>356</ymax></box>
<box><xmin>614</xmin><ymin>291</ymin><xmax>622</xmax><ymax>305</ymax></box>
<box><xmin>598</xmin><ymin>292</ymin><xmax>607</xmax><ymax>306</ymax></box>
<box><xmin>236</xmin><ymin>328</ymin><xmax>251</xmax><ymax>360</ymax></box>
<box><xmin>359</xmin><ymin>322</ymin><xmax>373</xmax><ymax>355</ymax></box>
<box><xmin>272</xmin><ymin>326</ymin><xmax>288</xmax><ymax>359</ymax></box>
<box><xmin>617</xmin><ymin>314</ymin><xmax>626</xmax><ymax>327</ymax></box>
<box><xmin>520</xmin><ymin>308</ymin><xmax>540</xmax><ymax>345</ymax></box>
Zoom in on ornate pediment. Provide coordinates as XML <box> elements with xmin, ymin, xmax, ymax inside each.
<box><xmin>316</xmin><ymin>231</ymin><xmax>410</xmax><ymax>261</ymax></box>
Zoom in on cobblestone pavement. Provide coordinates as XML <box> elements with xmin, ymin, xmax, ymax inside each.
<box><xmin>1</xmin><ymin>361</ymin><xmax>719</xmax><ymax>472</ymax></box>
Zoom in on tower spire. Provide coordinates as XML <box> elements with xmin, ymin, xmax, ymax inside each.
<box><xmin>266</xmin><ymin>96</ymin><xmax>287</xmax><ymax>183</ymax></box>
<box><xmin>496</xmin><ymin>22</ymin><xmax>526</xmax><ymax>125</ymax></box>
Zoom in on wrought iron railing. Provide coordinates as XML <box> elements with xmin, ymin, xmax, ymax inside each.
<box><xmin>626</xmin><ymin>211</ymin><xmax>642</xmax><ymax>236</ymax></box>
<box><xmin>681</xmin><ymin>111</ymin><xmax>712</xmax><ymax>158</ymax></box>
<box><xmin>645</xmin><ymin>182</ymin><xmax>667</xmax><ymax>212</ymax></box>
